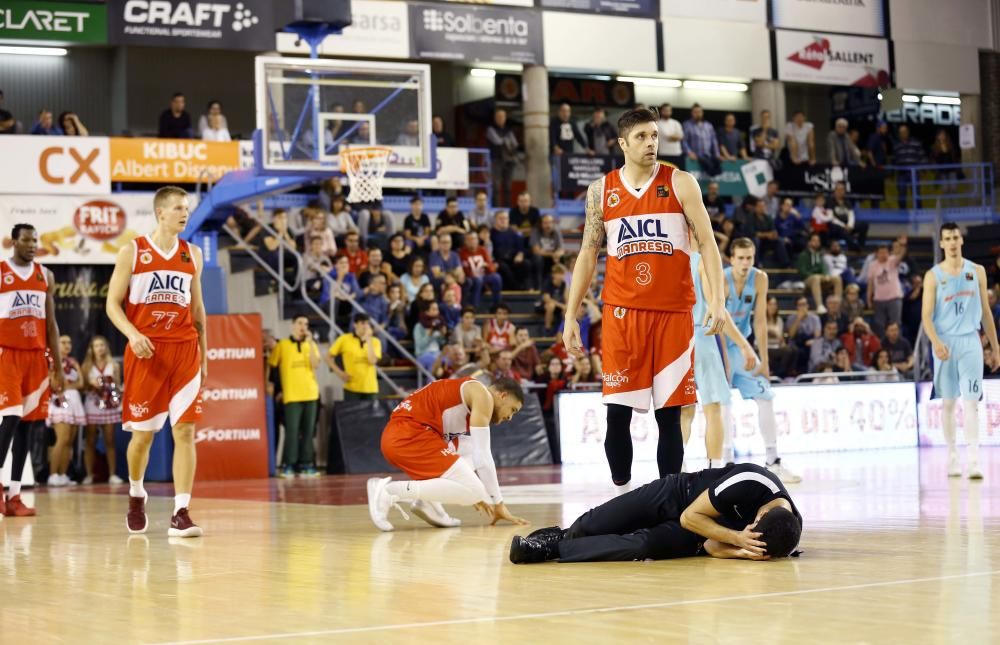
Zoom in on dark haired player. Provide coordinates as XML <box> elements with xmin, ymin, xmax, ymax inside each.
<box><xmin>510</xmin><ymin>463</ymin><xmax>802</xmax><ymax>563</ymax></box>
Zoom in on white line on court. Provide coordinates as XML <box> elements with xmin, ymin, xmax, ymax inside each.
<box><xmin>148</xmin><ymin>569</ymin><xmax>1000</xmax><ymax>644</ymax></box>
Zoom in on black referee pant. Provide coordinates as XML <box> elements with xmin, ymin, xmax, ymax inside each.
<box><xmin>557</xmin><ymin>476</ymin><xmax>703</xmax><ymax>562</ymax></box>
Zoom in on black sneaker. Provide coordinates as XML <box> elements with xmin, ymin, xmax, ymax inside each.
<box><xmin>527</xmin><ymin>525</ymin><xmax>565</xmax><ymax>541</ymax></box>
<box><xmin>509</xmin><ymin>535</ymin><xmax>559</xmax><ymax>564</ymax></box>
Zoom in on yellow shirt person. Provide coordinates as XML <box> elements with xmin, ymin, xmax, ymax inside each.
<box><xmin>327</xmin><ymin>315</ymin><xmax>381</xmax><ymax>399</ymax></box>
<box><xmin>268</xmin><ymin>317</ymin><xmax>321</xmax><ymax>477</ymax></box>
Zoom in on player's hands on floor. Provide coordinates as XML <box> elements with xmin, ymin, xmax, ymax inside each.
<box><xmin>489</xmin><ymin>502</ymin><xmax>529</xmax><ymax>526</ymax></box>
<box><xmin>129</xmin><ymin>333</ymin><xmax>155</xmax><ymax>359</ymax></box>
<box><xmin>932</xmin><ymin>340</ymin><xmax>950</xmax><ymax>362</ymax></box>
<box><xmin>563</xmin><ymin>318</ymin><xmax>585</xmax><ymax>358</ymax></box>
<box><xmin>737</xmin><ymin>548</ymin><xmax>771</xmax><ymax>561</ymax></box>
<box><xmin>734</xmin><ymin>524</ymin><xmax>767</xmax><ymax>557</ymax></box>
<box><xmin>474</xmin><ymin>501</ymin><xmax>497</xmax><ymax>523</ymax></box>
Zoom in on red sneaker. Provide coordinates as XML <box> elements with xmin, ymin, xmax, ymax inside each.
<box><xmin>168</xmin><ymin>508</ymin><xmax>203</xmax><ymax>538</ymax></box>
<box><xmin>5</xmin><ymin>494</ymin><xmax>36</xmax><ymax>517</ymax></box>
<box><xmin>127</xmin><ymin>492</ymin><xmax>148</xmax><ymax>534</ymax></box>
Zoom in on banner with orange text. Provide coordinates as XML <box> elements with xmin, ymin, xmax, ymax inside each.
<box><xmin>197</xmin><ymin>314</ymin><xmax>268</xmax><ymax>481</ymax></box>
<box><xmin>110</xmin><ymin>137</ymin><xmax>241</xmax><ymax>183</ymax></box>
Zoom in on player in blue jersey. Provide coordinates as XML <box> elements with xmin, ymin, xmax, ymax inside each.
<box><xmin>681</xmin><ymin>251</ymin><xmax>757</xmax><ymax>469</ymax></box>
<box><xmin>722</xmin><ymin>238</ymin><xmax>800</xmax><ymax>483</ymax></box>
<box><xmin>922</xmin><ymin>223</ymin><xmax>999</xmax><ymax>479</ymax></box>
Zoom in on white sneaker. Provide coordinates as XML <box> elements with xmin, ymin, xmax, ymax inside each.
<box><xmin>366</xmin><ymin>477</ymin><xmax>405</xmax><ymax>532</ymax></box>
<box><xmin>82</xmin><ymin>476</ymin><xmax>94</xmax><ymax>485</ymax></box>
<box><xmin>767</xmin><ymin>459</ymin><xmax>802</xmax><ymax>484</ymax></box>
<box><xmin>968</xmin><ymin>461</ymin><xmax>983</xmax><ymax>480</ymax></box>
<box><xmin>109</xmin><ymin>474</ymin><xmax>125</xmax><ymax>485</ymax></box>
<box><xmin>47</xmin><ymin>473</ymin><xmax>63</xmax><ymax>487</ymax></box>
<box><xmin>64</xmin><ymin>475</ymin><xmax>78</xmax><ymax>486</ymax></box>
<box><xmin>410</xmin><ymin>500</ymin><xmax>461</xmax><ymax>528</ymax></box>
<box><xmin>947</xmin><ymin>452</ymin><xmax>962</xmax><ymax>477</ymax></box>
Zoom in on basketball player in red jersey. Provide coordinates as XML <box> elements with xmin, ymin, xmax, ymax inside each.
<box><xmin>0</xmin><ymin>223</ymin><xmax>64</xmax><ymax>517</ymax></box>
<box><xmin>106</xmin><ymin>186</ymin><xmax>207</xmax><ymax>537</ymax></box>
<box><xmin>563</xmin><ymin>108</ymin><xmax>728</xmax><ymax>487</ymax></box>
<box><xmin>367</xmin><ymin>377</ymin><xmax>530</xmax><ymax>531</ymax></box>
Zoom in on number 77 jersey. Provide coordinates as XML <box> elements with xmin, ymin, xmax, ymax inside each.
<box><xmin>601</xmin><ymin>164</ymin><xmax>695</xmax><ymax>312</ymax></box>
<box><xmin>125</xmin><ymin>235</ymin><xmax>199</xmax><ymax>343</ymax></box>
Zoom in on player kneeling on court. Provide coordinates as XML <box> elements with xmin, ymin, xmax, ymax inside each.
<box><xmin>367</xmin><ymin>377</ymin><xmax>530</xmax><ymax>531</ymax></box>
<box><xmin>509</xmin><ymin>463</ymin><xmax>801</xmax><ymax>564</ymax></box>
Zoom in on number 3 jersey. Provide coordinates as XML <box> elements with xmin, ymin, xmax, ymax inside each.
<box><xmin>125</xmin><ymin>236</ymin><xmax>198</xmax><ymax>344</ymax></box>
<box><xmin>601</xmin><ymin>163</ymin><xmax>695</xmax><ymax>312</ymax></box>
<box><xmin>0</xmin><ymin>259</ymin><xmax>48</xmax><ymax>350</ymax></box>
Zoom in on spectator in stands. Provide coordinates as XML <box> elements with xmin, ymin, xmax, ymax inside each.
<box><xmin>810</xmin><ymin>193</ymin><xmax>834</xmax><ymax>239</ymax></box>
<box><xmin>358</xmin><ymin>272</ymin><xmax>390</xmax><ymax>332</ymax></box>
<box><xmin>893</xmin><ymin>125</ymin><xmax>926</xmax><ymax>209</ymax></box>
<box><xmin>484</xmin><ymin>303</ymin><xmax>516</xmax><ymax>353</ymax></box>
<box><xmin>0</xmin><ymin>89</ymin><xmax>15</xmax><ymax>134</ymax></box>
<box><xmin>731</xmin><ymin>195</ymin><xmax>755</xmax><ymax>236</ymax></box>
<box><xmin>786</xmin><ymin>295</ymin><xmax>822</xmax><ymax>359</ymax></box>
<box><xmin>432</xmin><ymin>344</ymin><xmax>465</xmax><ymax>380</ymax></box>
<box><xmin>225</xmin><ymin>205</ymin><xmax>262</xmax><ymax>247</ymax></box>
<box><xmin>749</xmin><ymin>130</ymin><xmax>777</xmax><ymax>167</ymax></box>
<box><xmin>843</xmin><ymin>283</ymin><xmax>865</xmax><ymax>322</ymax></box>
<box><xmin>841</xmin><ymin>317</ymin><xmax>880</xmax><ymax>369</ymax></box>
<box><xmin>384</xmin><ymin>233</ymin><xmax>412</xmax><ymax>283</ymax></box>
<box><xmin>989</xmin><ymin>287</ymin><xmax>1000</xmax><ymax>323</ymax></box>
<box><xmin>540</xmin><ymin>263</ymin><xmax>568</xmax><ymax>334</ymax></box>
<box><xmin>386</xmin><ymin>283</ymin><xmax>408</xmax><ymax>340</ymax></box>
<box><xmin>831</xmin><ymin>347</ymin><xmax>860</xmax><ymax>380</ymax></box>
<box><xmin>540</xmin><ymin>356</ymin><xmax>568</xmax><ymax>458</ymax></box>
<box><xmin>299</xmin><ymin>210</ymin><xmax>337</xmax><ymax>259</ymax></box>
<box><xmin>158</xmin><ymin>92</ymin><xmax>193</xmax><ymax>139</ymax></box>
<box><xmin>400</xmin><ymin>256</ymin><xmax>431</xmax><ymax>302</ymax></box>
<box><xmin>765</xmin><ymin>296</ymin><xmax>798</xmax><ymax>379</ymax></box>
<box><xmin>261</xmin><ymin>209</ymin><xmax>297</xmax><ymax>273</ymax></box>
<box><xmin>414</xmin><ymin>301</ymin><xmax>448</xmax><ymax>371</ymax></box>
<box><xmin>764</xmin><ymin>180</ymin><xmax>781</xmax><ymax>218</ymax></box>
<box><xmin>749</xmin><ymin>109</ymin><xmax>781</xmax><ymax>159</ymax></box>
<box><xmin>325</xmin><ymin>255</ymin><xmax>361</xmax><ymax>328</ymax></box>
<box><xmin>316</xmin><ymin>178</ymin><xmax>344</xmax><ymax>214</ymax></box>
<box><xmin>394</xmin><ymin>119</ymin><xmax>420</xmax><ymax>146</ymax></box>
<box><xmin>328</xmin><ymin>314</ymin><xmax>382</xmax><ymax>401</ymax></box>
<box><xmin>404</xmin><ymin>197</ymin><xmax>434</xmax><ymax>254</ymax></box>
<box><xmin>428</xmin><ymin>231</ymin><xmax>463</xmax><ymax>291</ymax></box>
<box><xmin>432</xmin><ymin>115</ymin><xmax>454</xmax><ymax>147</ymax></box>
<box><xmin>867</xmin><ymin>349</ymin><xmax>899</xmax><ymax>382</ymax></box>
<box><xmin>900</xmin><ymin>274</ymin><xmax>924</xmax><ymax>342</ymax></box>
<box><xmin>828</xmin><ymin>182</ymin><xmax>868</xmax><ymax>250</ymax></box>
<box><xmin>866</xmin><ymin>243</ymin><xmax>904</xmax><ymax>336</ymax></box>
<box><xmin>441</xmin><ymin>271</ymin><xmax>462</xmax><ymax>306</ymax></box>
<box><xmin>531</xmin><ymin>214</ymin><xmax>566</xmax><ymax>286</ymax></box>
<box><xmin>268</xmin><ymin>316</ymin><xmax>321</xmax><ymax>478</ymax></box>
<box><xmin>865</xmin><ymin>121</ymin><xmax>892</xmax><ymax>167</ymax></box>
<box><xmin>407</xmin><ymin>282</ymin><xmax>438</xmax><ymax>332</ymax></box>
<box><xmin>930</xmin><ymin>129</ymin><xmax>961</xmax><ymax>202</ymax></box>
<box><xmin>57</xmin><ymin>112</ymin><xmax>88</xmax><ymax>136</ymax></box>
<box><xmin>459</xmin><ymin>231</ymin><xmax>503</xmax><ymax>309</ymax></box>
<box><xmin>328</xmin><ymin>196</ymin><xmax>358</xmax><ymax>239</ymax></box>
<box><xmin>357</xmin><ymin>204</ymin><xmax>394</xmax><ymax>249</ymax></box>
<box><xmin>486</xmin><ymin>109</ymin><xmax>519</xmax><ymax>207</ymax></box>
<box><xmin>799</xmin><ymin>233</ymin><xmax>842</xmax><ymax>312</ymax></box>
<box><xmin>881</xmin><ymin>321</ymin><xmax>913</xmax><ymax>377</ymax></box>
<box><xmin>511</xmin><ymin>327</ymin><xmax>542</xmax><ymax>381</ymax></box>
<box><xmin>745</xmin><ymin>197</ymin><xmax>790</xmax><ymax>267</ymax></box>
<box><xmin>571</xmin><ymin>355</ymin><xmax>598</xmax><ymax>386</ymax></box>
<box><xmin>197</xmin><ymin>100</ymin><xmax>228</xmax><ymax>139</ymax></box>
<box><xmin>813</xmin><ymin>362</ymin><xmax>839</xmax><ymax>384</ymax></box>
<box><xmin>551</xmin><ymin>102</ymin><xmax>589</xmax><ymax>155</ymax></box>
<box><xmin>468</xmin><ymin>190</ymin><xmax>493</xmax><ymax>229</ymax></box>
<box><xmin>717</xmin><ymin>113</ymin><xmax>748</xmax><ymax>161</ymax></box>
<box><xmin>585</xmin><ymin>107</ymin><xmax>619</xmax><ymax>157</ymax></box>
<box><xmin>809</xmin><ymin>319</ymin><xmax>843</xmax><ymax>372</ymax></box>
<box><xmin>201</xmin><ymin>111</ymin><xmax>230</xmax><ymax>142</ymax></box>
<box><xmin>338</xmin><ymin>231</ymin><xmax>368</xmax><ymax>275</ymax></box>
<box><xmin>436</xmin><ymin>197</ymin><xmax>472</xmax><ymax>249</ymax></box>
<box><xmin>491</xmin><ymin>349</ymin><xmax>520</xmax><ymax>383</ymax></box>
<box><xmin>303</xmin><ymin>236</ymin><xmax>334</xmax><ymax>299</ymax></box>
<box><xmin>452</xmin><ymin>306</ymin><xmax>484</xmax><ymax>361</ymax></box>
<box><xmin>30</xmin><ymin>110</ymin><xmax>61</xmax><ymax>135</ymax></box>
<box><xmin>490</xmin><ymin>210</ymin><xmax>532</xmax><ymax>290</ymax></box>
<box><xmin>985</xmin><ymin>346</ymin><xmax>998</xmax><ymax>378</ymax></box>
<box><xmin>440</xmin><ymin>286</ymin><xmax>462</xmax><ymax>330</ymax></box>
<box><xmin>827</xmin><ymin>118</ymin><xmax>860</xmax><ymax>166</ymax></box>
<box><xmin>775</xmin><ymin>198</ymin><xmax>806</xmax><ymax>256</ymax></box>
<box><xmin>656</xmin><ymin>103</ymin><xmax>685</xmax><ymax>167</ymax></box>
<box><xmin>822</xmin><ymin>240</ymin><xmax>857</xmax><ymax>288</ymax></box>
<box><xmin>682</xmin><ymin>104</ymin><xmax>721</xmax><ymax>176</ymax></box>
<box><xmin>703</xmin><ymin>181</ymin><xmax>729</xmax><ymax>223</ymax></box>
<box><xmin>510</xmin><ymin>191</ymin><xmax>541</xmax><ymax>233</ymax></box>
<box><xmin>476</xmin><ymin>223</ymin><xmax>493</xmax><ymax>257</ymax></box>
<box><xmin>785</xmin><ymin>110</ymin><xmax>816</xmax><ymax>166</ymax></box>
<box><xmin>821</xmin><ymin>294</ymin><xmax>850</xmax><ymax>336</ymax></box>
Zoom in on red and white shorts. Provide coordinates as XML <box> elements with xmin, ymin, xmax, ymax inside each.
<box><xmin>122</xmin><ymin>340</ymin><xmax>202</xmax><ymax>432</ymax></box>
<box><xmin>600</xmin><ymin>305</ymin><xmax>696</xmax><ymax>412</ymax></box>
<box><xmin>381</xmin><ymin>419</ymin><xmax>459</xmax><ymax>480</ymax></box>
<box><xmin>0</xmin><ymin>347</ymin><xmax>50</xmax><ymax>421</ymax></box>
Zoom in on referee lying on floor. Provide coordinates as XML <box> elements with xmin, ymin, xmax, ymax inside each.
<box><xmin>510</xmin><ymin>463</ymin><xmax>802</xmax><ymax>563</ymax></box>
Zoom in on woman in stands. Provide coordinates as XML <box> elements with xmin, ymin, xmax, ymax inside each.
<box><xmin>82</xmin><ymin>336</ymin><xmax>124</xmax><ymax>485</ymax></box>
<box><xmin>47</xmin><ymin>335</ymin><xmax>86</xmax><ymax>486</ymax></box>
<box><xmin>58</xmin><ymin>112</ymin><xmax>89</xmax><ymax>136</ymax></box>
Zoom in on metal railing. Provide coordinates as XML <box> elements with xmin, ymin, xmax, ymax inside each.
<box><xmin>793</xmin><ymin>369</ymin><xmax>901</xmax><ymax>383</ymax></box>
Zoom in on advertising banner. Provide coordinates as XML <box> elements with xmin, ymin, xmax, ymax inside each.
<box><xmin>771</xmin><ymin>0</ymin><xmax>885</xmax><ymax>37</ymax></box>
<box><xmin>559</xmin><ymin>382</ymin><xmax>917</xmax><ymax>465</ymax></box>
<box><xmin>108</xmin><ymin>0</ymin><xmax>277</xmax><ymax>50</ymax></box>
<box><xmin>383</xmin><ymin>147</ymin><xmax>469</xmax><ymax>190</ymax></box>
<box><xmin>775</xmin><ymin>30</ymin><xmax>890</xmax><ymax>87</ymax></box>
<box><xmin>0</xmin><ymin>193</ymin><xmax>198</xmax><ymax>264</ymax></box>
<box><xmin>684</xmin><ymin>159</ymin><xmax>753</xmax><ymax>197</ymax></box>
<box><xmin>558</xmin><ymin>154</ymin><xmax>616</xmax><ymax>192</ymax></box>
<box><xmin>775</xmin><ymin>163</ymin><xmax>886</xmax><ymax>199</ymax></box>
<box><xmin>661</xmin><ymin>0</ymin><xmax>766</xmax><ymax>23</ymax></box>
<box><xmin>916</xmin><ymin>381</ymin><xmax>1000</xmax><ymax>447</ymax></box>
<box><xmin>539</xmin><ymin>0</ymin><xmax>658</xmax><ymax>18</ymax></box>
<box><xmin>409</xmin><ymin>2</ymin><xmax>543</xmax><ymax>65</ymax></box>
<box><xmin>0</xmin><ymin>0</ymin><xmax>107</xmax><ymax>43</ymax></box>
<box><xmin>110</xmin><ymin>137</ymin><xmax>240</xmax><ymax>183</ymax></box>
<box><xmin>0</xmin><ymin>136</ymin><xmax>110</xmax><ymax>195</ymax></box>
<box><xmin>275</xmin><ymin>0</ymin><xmax>409</xmax><ymax>59</ymax></box>
<box><xmin>197</xmin><ymin>314</ymin><xmax>269</xmax><ymax>481</ymax></box>
<box><xmin>443</xmin><ymin>0</ymin><xmax>534</xmax><ymax>6</ymax></box>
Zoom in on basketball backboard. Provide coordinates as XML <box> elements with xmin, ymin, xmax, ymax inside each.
<box><xmin>255</xmin><ymin>56</ymin><xmax>435</xmax><ymax>178</ymax></box>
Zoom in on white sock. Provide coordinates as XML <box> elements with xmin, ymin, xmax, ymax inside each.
<box><xmin>757</xmin><ymin>398</ymin><xmax>779</xmax><ymax>464</ymax></box>
<box><xmin>963</xmin><ymin>399</ymin><xmax>980</xmax><ymax>462</ymax></box>
<box><xmin>721</xmin><ymin>405</ymin><xmax>734</xmax><ymax>463</ymax></box>
<box><xmin>709</xmin><ymin>459</ymin><xmax>724</xmax><ymax>468</ymax></box>
<box><xmin>174</xmin><ymin>493</ymin><xmax>191</xmax><ymax>513</ymax></box>
<box><xmin>129</xmin><ymin>478</ymin><xmax>145</xmax><ymax>498</ymax></box>
<box><xmin>8</xmin><ymin>481</ymin><xmax>21</xmax><ymax>496</ymax></box>
<box><xmin>942</xmin><ymin>399</ymin><xmax>957</xmax><ymax>454</ymax></box>
<box><xmin>385</xmin><ymin>479</ymin><xmax>481</xmax><ymax>505</ymax></box>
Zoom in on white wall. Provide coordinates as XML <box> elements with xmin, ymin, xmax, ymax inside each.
<box><xmin>661</xmin><ymin>0</ymin><xmax>766</xmax><ymax>23</ymax></box>
<box><xmin>893</xmin><ymin>41</ymin><xmax>981</xmax><ymax>95</ymax></box>
<box><xmin>542</xmin><ymin>12</ymin><xmax>658</xmax><ymax>73</ymax></box>
<box><xmin>634</xmin><ymin>87</ymin><xmax>752</xmax><ymax>112</ymax></box>
<box><xmin>662</xmin><ymin>18</ymin><xmax>771</xmax><ymax>81</ymax></box>
<box><xmin>890</xmin><ymin>0</ymin><xmax>992</xmax><ymax>48</ymax></box>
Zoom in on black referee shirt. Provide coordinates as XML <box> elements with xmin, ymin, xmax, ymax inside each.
<box><xmin>680</xmin><ymin>464</ymin><xmax>802</xmax><ymax>531</ymax></box>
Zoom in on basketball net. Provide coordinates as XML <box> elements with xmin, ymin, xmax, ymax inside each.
<box><xmin>340</xmin><ymin>146</ymin><xmax>391</xmax><ymax>204</ymax></box>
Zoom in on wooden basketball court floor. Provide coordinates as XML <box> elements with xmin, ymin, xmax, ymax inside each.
<box><xmin>2</xmin><ymin>447</ymin><xmax>997</xmax><ymax>644</ymax></box>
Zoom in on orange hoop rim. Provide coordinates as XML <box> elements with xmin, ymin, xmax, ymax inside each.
<box><xmin>339</xmin><ymin>146</ymin><xmax>392</xmax><ymax>171</ymax></box>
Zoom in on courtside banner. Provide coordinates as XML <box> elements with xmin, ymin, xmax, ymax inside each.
<box><xmin>916</xmin><ymin>381</ymin><xmax>1000</xmax><ymax>447</ymax></box>
<box><xmin>775</xmin><ymin>30</ymin><xmax>890</xmax><ymax>87</ymax></box>
<box><xmin>558</xmin><ymin>382</ymin><xmax>917</xmax><ymax>464</ymax></box>
<box><xmin>197</xmin><ymin>314</ymin><xmax>268</xmax><ymax>481</ymax></box>
<box><xmin>110</xmin><ymin>137</ymin><xmax>240</xmax><ymax>183</ymax></box>
<box><xmin>0</xmin><ymin>193</ymin><xmax>178</xmax><ymax>264</ymax></box>
<box><xmin>0</xmin><ymin>135</ymin><xmax>110</xmax><ymax>195</ymax></box>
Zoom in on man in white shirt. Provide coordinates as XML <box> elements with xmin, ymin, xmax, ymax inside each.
<box><xmin>656</xmin><ymin>104</ymin><xmax>684</xmax><ymax>168</ymax></box>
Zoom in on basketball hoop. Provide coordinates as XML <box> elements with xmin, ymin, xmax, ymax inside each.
<box><xmin>340</xmin><ymin>146</ymin><xmax>392</xmax><ymax>204</ymax></box>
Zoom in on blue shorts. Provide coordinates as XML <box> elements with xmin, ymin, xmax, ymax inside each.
<box><xmin>694</xmin><ymin>331</ymin><xmax>730</xmax><ymax>406</ymax></box>
<box><xmin>933</xmin><ymin>332</ymin><xmax>983</xmax><ymax>401</ymax></box>
<box><xmin>726</xmin><ymin>340</ymin><xmax>774</xmax><ymax>401</ymax></box>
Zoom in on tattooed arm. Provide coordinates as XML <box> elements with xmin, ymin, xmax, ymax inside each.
<box><xmin>563</xmin><ymin>178</ymin><xmax>606</xmax><ymax>357</ymax></box>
